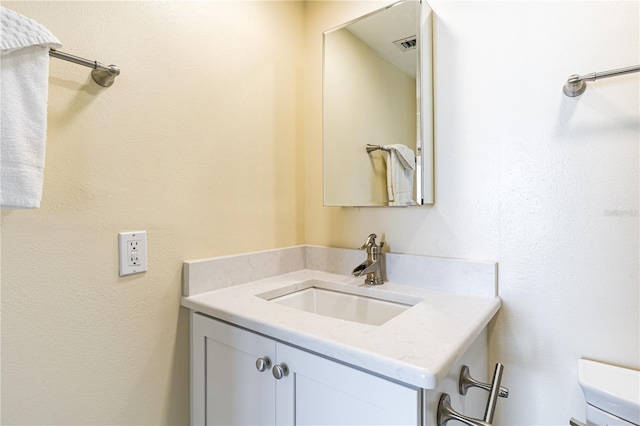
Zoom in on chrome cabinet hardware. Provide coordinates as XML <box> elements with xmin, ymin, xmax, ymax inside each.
<box><xmin>459</xmin><ymin>366</ymin><xmax>509</xmax><ymax>397</ymax></box>
<box><xmin>438</xmin><ymin>363</ymin><xmax>507</xmax><ymax>426</ymax></box>
<box><xmin>257</xmin><ymin>357</ymin><xmax>288</xmax><ymax>380</ymax></box>
<box><xmin>272</xmin><ymin>363</ymin><xmax>289</xmax><ymax>380</ymax></box>
<box><xmin>255</xmin><ymin>357</ymin><xmax>271</xmax><ymax>372</ymax></box>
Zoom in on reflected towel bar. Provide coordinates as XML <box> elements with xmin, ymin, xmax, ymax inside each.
<box><xmin>366</xmin><ymin>144</ymin><xmax>391</xmax><ymax>153</ymax></box>
<box><xmin>563</xmin><ymin>64</ymin><xmax>640</xmax><ymax>97</ymax></box>
<box><xmin>49</xmin><ymin>49</ymin><xmax>120</xmax><ymax>87</ymax></box>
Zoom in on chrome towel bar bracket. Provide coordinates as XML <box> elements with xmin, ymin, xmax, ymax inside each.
<box><xmin>569</xmin><ymin>417</ymin><xmax>588</xmax><ymax>426</ymax></box>
<box><xmin>49</xmin><ymin>49</ymin><xmax>120</xmax><ymax>87</ymax></box>
<box><xmin>563</xmin><ymin>64</ymin><xmax>640</xmax><ymax>97</ymax></box>
<box><xmin>438</xmin><ymin>394</ymin><xmax>492</xmax><ymax>426</ymax></box>
<box><xmin>366</xmin><ymin>144</ymin><xmax>391</xmax><ymax>153</ymax></box>
<box><xmin>459</xmin><ymin>365</ymin><xmax>509</xmax><ymax>398</ymax></box>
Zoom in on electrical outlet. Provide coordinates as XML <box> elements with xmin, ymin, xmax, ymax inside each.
<box><xmin>127</xmin><ymin>240</ymin><xmax>140</xmax><ymax>266</ymax></box>
<box><xmin>119</xmin><ymin>231</ymin><xmax>147</xmax><ymax>276</ymax></box>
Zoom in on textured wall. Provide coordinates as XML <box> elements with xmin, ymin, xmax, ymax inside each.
<box><xmin>0</xmin><ymin>1</ymin><xmax>304</xmax><ymax>424</ymax></box>
<box><xmin>305</xmin><ymin>0</ymin><xmax>639</xmax><ymax>424</ymax></box>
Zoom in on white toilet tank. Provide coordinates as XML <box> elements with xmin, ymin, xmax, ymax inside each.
<box><xmin>578</xmin><ymin>358</ymin><xmax>640</xmax><ymax>426</ymax></box>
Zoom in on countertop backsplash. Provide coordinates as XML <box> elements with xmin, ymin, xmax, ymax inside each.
<box><xmin>183</xmin><ymin>245</ymin><xmax>497</xmax><ymax>298</ymax></box>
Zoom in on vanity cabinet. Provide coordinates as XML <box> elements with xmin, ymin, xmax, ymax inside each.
<box><xmin>191</xmin><ymin>312</ymin><xmax>419</xmax><ymax>425</ymax></box>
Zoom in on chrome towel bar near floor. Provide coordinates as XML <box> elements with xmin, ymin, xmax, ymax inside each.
<box><xmin>438</xmin><ymin>363</ymin><xmax>508</xmax><ymax>426</ymax></box>
<box><xmin>49</xmin><ymin>49</ymin><xmax>120</xmax><ymax>87</ymax></box>
<box><xmin>563</xmin><ymin>64</ymin><xmax>640</xmax><ymax>97</ymax></box>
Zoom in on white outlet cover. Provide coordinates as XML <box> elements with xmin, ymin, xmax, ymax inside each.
<box><xmin>118</xmin><ymin>231</ymin><xmax>147</xmax><ymax>276</ymax></box>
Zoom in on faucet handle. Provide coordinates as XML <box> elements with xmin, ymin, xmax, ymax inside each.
<box><xmin>358</xmin><ymin>233</ymin><xmax>378</xmax><ymax>250</ymax></box>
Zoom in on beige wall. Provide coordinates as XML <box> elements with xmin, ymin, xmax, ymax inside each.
<box><xmin>1</xmin><ymin>1</ymin><xmax>304</xmax><ymax>424</ymax></box>
<box><xmin>324</xmin><ymin>27</ymin><xmax>416</xmax><ymax>206</ymax></box>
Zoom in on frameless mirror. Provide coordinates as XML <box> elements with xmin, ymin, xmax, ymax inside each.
<box><xmin>323</xmin><ymin>0</ymin><xmax>433</xmax><ymax>206</ymax></box>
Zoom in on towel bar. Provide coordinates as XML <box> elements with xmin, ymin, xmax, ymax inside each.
<box><xmin>563</xmin><ymin>64</ymin><xmax>640</xmax><ymax>97</ymax></box>
<box><xmin>366</xmin><ymin>144</ymin><xmax>391</xmax><ymax>153</ymax></box>
<box><xmin>49</xmin><ymin>49</ymin><xmax>120</xmax><ymax>87</ymax></box>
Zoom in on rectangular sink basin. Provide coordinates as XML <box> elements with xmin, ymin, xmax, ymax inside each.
<box><xmin>257</xmin><ymin>280</ymin><xmax>421</xmax><ymax>326</ymax></box>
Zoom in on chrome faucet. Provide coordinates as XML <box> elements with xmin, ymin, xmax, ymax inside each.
<box><xmin>352</xmin><ymin>234</ymin><xmax>384</xmax><ymax>285</ymax></box>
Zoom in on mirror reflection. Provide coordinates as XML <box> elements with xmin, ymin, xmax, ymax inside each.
<box><xmin>323</xmin><ymin>0</ymin><xmax>433</xmax><ymax>207</ymax></box>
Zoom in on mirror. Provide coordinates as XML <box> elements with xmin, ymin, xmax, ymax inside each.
<box><xmin>323</xmin><ymin>0</ymin><xmax>433</xmax><ymax>207</ymax></box>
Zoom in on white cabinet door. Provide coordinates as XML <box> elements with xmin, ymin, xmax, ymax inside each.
<box><xmin>191</xmin><ymin>313</ymin><xmax>276</xmax><ymax>426</ymax></box>
<box><xmin>192</xmin><ymin>313</ymin><xmax>420</xmax><ymax>426</ymax></box>
<box><xmin>275</xmin><ymin>343</ymin><xmax>419</xmax><ymax>426</ymax></box>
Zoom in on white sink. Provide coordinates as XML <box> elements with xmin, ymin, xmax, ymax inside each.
<box><xmin>257</xmin><ymin>280</ymin><xmax>422</xmax><ymax>326</ymax></box>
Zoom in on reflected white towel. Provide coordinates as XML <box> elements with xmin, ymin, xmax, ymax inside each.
<box><xmin>382</xmin><ymin>144</ymin><xmax>416</xmax><ymax>206</ymax></box>
<box><xmin>1</xmin><ymin>7</ymin><xmax>61</xmax><ymax>208</ymax></box>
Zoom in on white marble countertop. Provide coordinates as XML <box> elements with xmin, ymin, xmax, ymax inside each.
<box><xmin>181</xmin><ymin>268</ymin><xmax>501</xmax><ymax>389</ymax></box>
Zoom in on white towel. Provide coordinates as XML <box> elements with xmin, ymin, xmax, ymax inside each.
<box><xmin>382</xmin><ymin>144</ymin><xmax>416</xmax><ymax>206</ymax></box>
<box><xmin>1</xmin><ymin>7</ymin><xmax>61</xmax><ymax>208</ymax></box>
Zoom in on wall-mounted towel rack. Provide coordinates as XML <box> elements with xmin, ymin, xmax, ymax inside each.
<box><xmin>366</xmin><ymin>144</ymin><xmax>391</xmax><ymax>153</ymax></box>
<box><xmin>49</xmin><ymin>49</ymin><xmax>120</xmax><ymax>87</ymax></box>
<box><xmin>563</xmin><ymin>64</ymin><xmax>640</xmax><ymax>97</ymax></box>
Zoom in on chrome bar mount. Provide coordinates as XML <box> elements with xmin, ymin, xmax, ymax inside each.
<box><xmin>483</xmin><ymin>363</ymin><xmax>504</xmax><ymax>423</ymax></box>
<box><xmin>459</xmin><ymin>365</ymin><xmax>509</xmax><ymax>398</ymax></box>
<box><xmin>366</xmin><ymin>144</ymin><xmax>391</xmax><ymax>153</ymax></box>
<box><xmin>563</xmin><ymin>64</ymin><xmax>640</xmax><ymax>97</ymax></box>
<box><xmin>438</xmin><ymin>394</ymin><xmax>491</xmax><ymax>426</ymax></box>
<box><xmin>438</xmin><ymin>363</ymin><xmax>507</xmax><ymax>426</ymax></box>
<box><xmin>49</xmin><ymin>49</ymin><xmax>120</xmax><ymax>87</ymax></box>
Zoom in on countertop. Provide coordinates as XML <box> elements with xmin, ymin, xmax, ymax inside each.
<box><xmin>181</xmin><ymin>268</ymin><xmax>501</xmax><ymax>389</ymax></box>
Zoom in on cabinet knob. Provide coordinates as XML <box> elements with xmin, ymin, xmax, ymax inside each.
<box><xmin>255</xmin><ymin>357</ymin><xmax>271</xmax><ymax>372</ymax></box>
<box><xmin>272</xmin><ymin>363</ymin><xmax>289</xmax><ymax>379</ymax></box>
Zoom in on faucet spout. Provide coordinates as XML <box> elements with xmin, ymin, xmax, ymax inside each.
<box><xmin>352</xmin><ymin>260</ymin><xmax>378</xmax><ymax>277</ymax></box>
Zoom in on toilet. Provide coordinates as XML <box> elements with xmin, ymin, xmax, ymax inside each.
<box><xmin>578</xmin><ymin>358</ymin><xmax>640</xmax><ymax>426</ymax></box>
